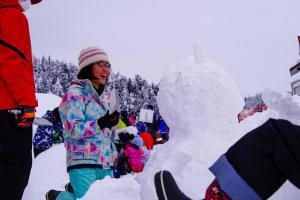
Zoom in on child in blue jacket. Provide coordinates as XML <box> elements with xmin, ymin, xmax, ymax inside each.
<box><xmin>33</xmin><ymin>107</ymin><xmax>63</xmax><ymax>157</ymax></box>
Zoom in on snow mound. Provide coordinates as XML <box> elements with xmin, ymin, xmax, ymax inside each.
<box><xmin>140</xmin><ymin>46</ymin><xmax>244</xmax><ymax>200</ymax></box>
<box><xmin>23</xmin><ymin>144</ymin><xmax>68</xmax><ymax>200</ymax></box>
<box><xmin>83</xmin><ymin>175</ymin><xmax>141</xmax><ymax>200</ymax></box>
<box><xmin>262</xmin><ymin>89</ymin><xmax>300</xmax><ymax>125</ymax></box>
<box><xmin>158</xmin><ymin>44</ymin><xmax>243</xmax><ymax>138</ymax></box>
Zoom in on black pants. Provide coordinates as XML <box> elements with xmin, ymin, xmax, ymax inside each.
<box><xmin>226</xmin><ymin>118</ymin><xmax>300</xmax><ymax>199</ymax></box>
<box><xmin>0</xmin><ymin>111</ymin><xmax>32</xmax><ymax>200</ymax></box>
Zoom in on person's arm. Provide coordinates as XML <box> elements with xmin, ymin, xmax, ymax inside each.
<box><xmin>97</xmin><ymin>110</ymin><xmax>119</xmax><ymax>129</ymax></box>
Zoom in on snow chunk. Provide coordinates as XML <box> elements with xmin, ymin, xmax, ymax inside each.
<box><xmin>140</xmin><ymin>47</ymin><xmax>244</xmax><ymax>200</ymax></box>
<box><xmin>83</xmin><ymin>175</ymin><xmax>141</xmax><ymax>200</ymax></box>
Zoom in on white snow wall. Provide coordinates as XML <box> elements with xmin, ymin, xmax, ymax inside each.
<box><xmin>139</xmin><ymin>45</ymin><xmax>244</xmax><ymax>200</ymax></box>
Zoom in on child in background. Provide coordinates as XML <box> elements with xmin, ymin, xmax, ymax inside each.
<box><xmin>156</xmin><ymin>117</ymin><xmax>169</xmax><ymax>144</ymax></box>
<box><xmin>33</xmin><ymin>107</ymin><xmax>63</xmax><ymax>157</ymax></box>
<box><xmin>122</xmin><ymin>141</ymin><xmax>144</xmax><ymax>173</ymax></box>
<box><xmin>120</xmin><ymin>110</ymin><xmax>131</xmax><ymax>126</ymax></box>
<box><xmin>128</xmin><ymin>112</ymin><xmax>135</xmax><ymax>126</ymax></box>
<box><xmin>131</xmin><ymin>135</ymin><xmax>150</xmax><ymax>165</ymax></box>
<box><xmin>122</xmin><ymin>135</ymin><xmax>149</xmax><ymax>173</ymax></box>
<box><xmin>46</xmin><ymin>47</ymin><xmax>119</xmax><ymax>200</ymax></box>
<box><xmin>136</xmin><ymin>121</ymin><xmax>147</xmax><ymax>133</ymax></box>
<box><xmin>115</xmin><ymin>127</ymin><xmax>149</xmax><ymax>174</ymax></box>
<box><xmin>115</xmin><ymin>126</ymin><xmax>138</xmax><ymax>175</ymax></box>
<box><xmin>139</xmin><ymin>131</ymin><xmax>154</xmax><ymax>150</ymax></box>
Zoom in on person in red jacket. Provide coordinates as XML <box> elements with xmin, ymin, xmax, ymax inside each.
<box><xmin>0</xmin><ymin>0</ymin><xmax>41</xmax><ymax>199</ymax></box>
<box><xmin>139</xmin><ymin>131</ymin><xmax>154</xmax><ymax>150</ymax></box>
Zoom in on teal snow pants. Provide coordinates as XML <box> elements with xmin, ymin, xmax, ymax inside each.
<box><xmin>56</xmin><ymin>168</ymin><xmax>113</xmax><ymax>200</ymax></box>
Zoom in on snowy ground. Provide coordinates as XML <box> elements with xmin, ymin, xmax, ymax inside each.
<box><xmin>23</xmin><ymin>47</ymin><xmax>300</xmax><ymax>199</ymax></box>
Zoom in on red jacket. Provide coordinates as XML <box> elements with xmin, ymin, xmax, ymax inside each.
<box><xmin>139</xmin><ymin>131</ymin><xmax>154</xmax><ymax>150</ymax></box>
<box><xmin>0</xmin><ymin>0</ymin><xmax>37</xmax><ymax>110</ymax></box>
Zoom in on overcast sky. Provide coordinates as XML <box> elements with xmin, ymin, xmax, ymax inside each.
<box><xmin>26</xmin><ymin>0</ymin><xmax>300</xmax><ymax>95</ymax></box>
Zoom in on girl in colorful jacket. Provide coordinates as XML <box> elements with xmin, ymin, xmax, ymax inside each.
<box><xmin>46</xmin><ymin>47</ymin><xmax>119</xmax><ymax>200</ymax></box>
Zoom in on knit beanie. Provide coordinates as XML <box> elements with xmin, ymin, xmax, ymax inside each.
<box><xmin>78</xmin><ymin>47</ymin><xmax>110</xmax><ymax>74</ymax></box>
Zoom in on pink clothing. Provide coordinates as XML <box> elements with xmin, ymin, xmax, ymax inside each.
<box><xmin>123</xmin><ymin>144</ymin><xmax>144</xmax><ymax>173</ymax></box>
<box><xmin>128</xmin><ymin>115</ymin><xmax>135</xmax><ymax>126</ymax></box>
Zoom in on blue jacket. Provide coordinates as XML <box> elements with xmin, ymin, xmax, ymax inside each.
<box><xmin>136</xmin><ymin>121</ymin><xmax>147</xmax><ymax>133</ymax></box>
<box><xmin>157</xmin><ymin>119</ymin><xmax>168</xmax><ymax>135</ymax></box>
<box><xmin>33</xmin><ymin>110</ymin><xmax>63</xmax><ymax>154</ymax></box>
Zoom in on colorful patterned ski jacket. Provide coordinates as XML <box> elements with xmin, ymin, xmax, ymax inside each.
<box><xmin>59</xmin><ymin>79</ymin><xmax>118</xmax><ymax>171</ymax></box>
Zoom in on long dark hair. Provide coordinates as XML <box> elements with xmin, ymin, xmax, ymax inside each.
<box><xmin>77</xmin><ymin>64</ymin><xmax>94</xmax><ymax>80</ymax></box>
<box><xmin>77</xmin><ymin>63</ymin><xmax>106</xmax><ymax>95</ymax></box>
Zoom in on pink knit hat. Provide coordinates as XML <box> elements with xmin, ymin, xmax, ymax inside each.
<box><xmin>78</xmin><ymin>47</ymin><xmax>110</xmax><ymax>73</ymax></box>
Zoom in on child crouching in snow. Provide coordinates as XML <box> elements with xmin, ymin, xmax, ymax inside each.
<box><xmin>122</xmin><ymin>135</ymin><xmax>149</xmax><ymax>173</ymax></box>
<box><xmin>46</xmin><ymin>47</ymin><xmax>119</xmax><ymax>200</ymax></box>
<box><xmin>131</xmin><ymin>135</ymin><xmax>150</xmax><ymax>166</ymax></box>
<box><xmin>123</xmin><ymin>142</ymin><xmax>144</xmax><ymax>173</ymax></box>
<box><xmin>115</xmin><ymin>127</ymin><xmax>149</xmax><ymax>175</ymax></box>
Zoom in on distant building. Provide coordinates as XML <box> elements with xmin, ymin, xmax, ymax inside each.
<box><xmin>290</xmin><ymin>62</ymin><xmax>300</xmax><ymax>95</ymax></box>
<box><xmin>290</xmin><ymin>36</ymin><xmax>300</xmax><ymax>95</ymax></box>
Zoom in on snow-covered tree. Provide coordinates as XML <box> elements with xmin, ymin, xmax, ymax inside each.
<box><xmin>33</xmin><ymin>56</ymin><xmax>159</xmax><ymax>117</ymax></box>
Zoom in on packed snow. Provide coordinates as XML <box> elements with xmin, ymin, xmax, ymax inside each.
<box><xmin>23</xmin><ymin>47</ymin><xmax>300</xmax><ymax>200</ymax></box>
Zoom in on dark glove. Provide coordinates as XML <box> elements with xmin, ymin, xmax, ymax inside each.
<box><xmin>9</xmin><ymin>106</ymin><xmax>36</xmax><ymax>127</ymax></box>
<box><xmin>97</xmin><ymin>111</ymin><xmax>120</xmax><ymax>129</ymax></box>
<box><xmin>52</xmin><ymin>107</ymin><xmax>61</xmax><ymax>123</ymax></box>
<box><xmin>119</xmin><ymin>132</ymin><xmax>135</xmax><ymax>143</ymax></box>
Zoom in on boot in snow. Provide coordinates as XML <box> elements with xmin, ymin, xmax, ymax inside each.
<box><xmin>45</xmin><ymin>189</ymin><xmax>60</xmax><ymax>200</ymax></box>
<box><xmin>154</xmin><ymin>170</ymin><xmax>192</xmax><ymax>200</ymax></box>
<box><xmin>65</xmin><ymin>182</ymin><xmax>74</xmax><ymax>193</ymax></box>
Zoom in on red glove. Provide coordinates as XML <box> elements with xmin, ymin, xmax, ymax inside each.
<box><xmin>9</xmin><ymin>106</ymin><xmax>36</xmax><ymax>127</ymax></box>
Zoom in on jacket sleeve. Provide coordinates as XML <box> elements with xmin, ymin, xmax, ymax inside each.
<box><xmin>0</xmin><ymin>10</ymin><xmax>37</xmax><ymax>107</ymax></box>
<box><xmin>59</xmin><ymin>92</ymin><xmax>99</xmax><ymax>140</ymax></box>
